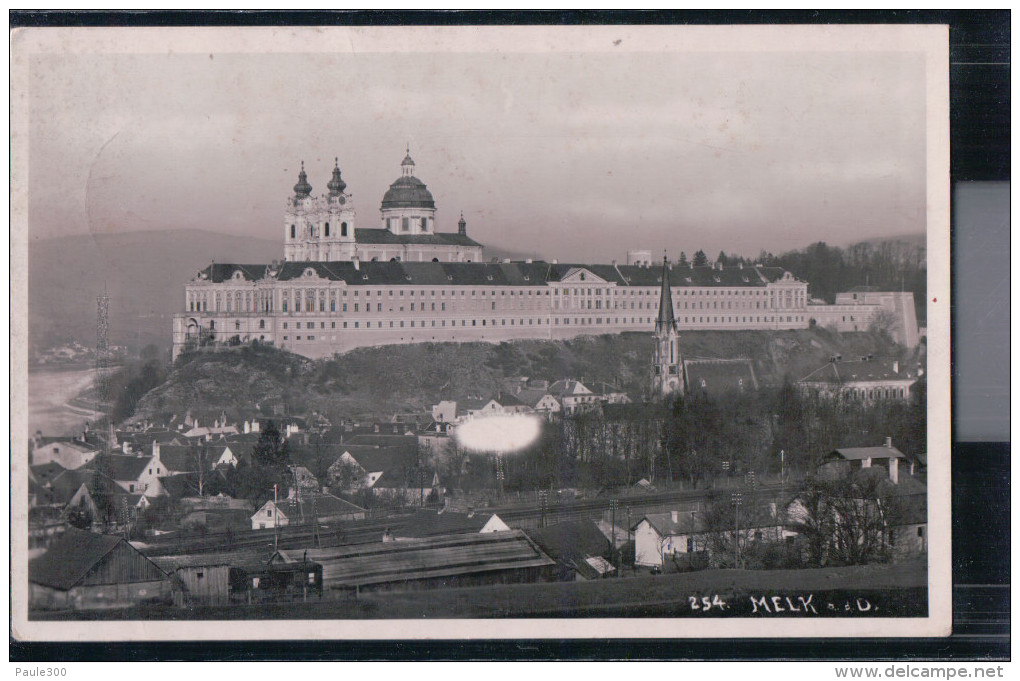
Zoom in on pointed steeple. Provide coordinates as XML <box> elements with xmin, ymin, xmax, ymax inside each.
<box><xmin>293</xmin><ymin>161</ymin><xmax>312</xmax><ymax>197</ymax></box>
<box><xmin>655</xmin><ymin>254</ymin><xmax>676</xmax><ymax>335</ymax></box>
<box><xmin>327</xmin><ymin>157</ymin><xmax>347</xmax><ymax>196</ymax></box>
<box><xmin>458</xmin><ymin>211</ymin><xmax>467</xmax><ymax>236</ymax></box>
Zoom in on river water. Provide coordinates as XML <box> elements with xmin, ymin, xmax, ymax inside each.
<box><xmin>27</xmin><ymin>366</ymin><xmax>112</xmax><ymax>436</ymax></box>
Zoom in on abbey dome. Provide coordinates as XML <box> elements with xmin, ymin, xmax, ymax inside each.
<box><xmin>381</xmin><ymin>175</ymin><xmax>436</xmax><ymax>210</ymax></box>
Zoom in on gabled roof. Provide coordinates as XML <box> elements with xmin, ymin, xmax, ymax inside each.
<box><xmin>547</xmin><ymin>379</ymin><xmax>592</xmax><ymax>397</ymax></box>
<box><xmin>86</xmin><ymin>454</ymin><xmax>154</xmax><ymax>482</ymax></box>
<box><xmin>685</xmin><ymin>359</ymin><xmax>759</xmax><ymax>397</ymax></box>
<box><xmin>832</xmin><ymin>446</ymin><xmax>907</xmax><ymax>461</ymax></box>
<box><xmin>799</xmin><ymin>359</ymin><xmax>920</xmax><ymax>384</ymax></box>
<box><xmin>29</xmin><ymin>528</ymin><xmax>165</xmax><ymax>590</ymax></box>
<box><xmin>32</xmin><ymin>437</ymin><xmax>96</xmax><ymax>452</ymax></box>
<box><xmin>30</xmin><ymin>462</ymin><xmax>68</xmax><ymax>483</ymax></box>
<box><xmin>634</xmin><ymin>511</ymin><xmax>707</xmax><ymax>536</ymax></box>
<box><xmin>265</xmin><ymin>493</ymin><xmax>365</xmax><ymax>520</ymax></box>
<box><xmin>514</xmin><ymin>388</ymin><xmax>555</xmax><ymax>408</ymax></box>
<box><xmin>397</xmin><ymin>509</ymin><xmax>498</xmax><ymax>538</ymax></box>
<box><xmin>526</xmin><ymin>520</ymin><xmax>612</xmax><ymax>563</ymax></box>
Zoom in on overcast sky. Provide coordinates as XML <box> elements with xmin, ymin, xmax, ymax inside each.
<box><xmin>28</xmin><ymin>38</ymin><xmax>928</xmax><ymax>263</ymax></box>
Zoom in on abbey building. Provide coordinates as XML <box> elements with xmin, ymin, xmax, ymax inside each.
<box><xmin>172</xmin><ymin>151</ymin><xmax>917</xmax><ymax>360</ymax></box>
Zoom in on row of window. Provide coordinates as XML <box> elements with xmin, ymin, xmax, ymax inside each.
<box><xmin>289</xmin><ymin>222</ymin><xmax>350</xmax><ymax>239</ymax></box>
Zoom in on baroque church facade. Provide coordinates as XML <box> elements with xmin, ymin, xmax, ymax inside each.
<box><xmin>172</xmin><ymin>151</ymin><xmax>912</xmax><ymax>361</ymax></box>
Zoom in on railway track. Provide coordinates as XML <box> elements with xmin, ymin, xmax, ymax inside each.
<box><xmin>140</xmin><ymin>483</ymin><xmax>787</xmax><ymax>557</ymax></box>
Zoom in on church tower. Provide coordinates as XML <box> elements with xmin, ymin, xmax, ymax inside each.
<box><xmin>651</xmin><ymin>255</ymin><xmax>684</xmax><ymax>397</ymax></box>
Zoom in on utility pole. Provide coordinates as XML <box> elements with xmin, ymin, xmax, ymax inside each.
<box><xmin>731</xmin><ymin>491</ymin><xmax>742</xmax><ymax>569</ymax></box>
<box><xmin>610</xmin><ymin>499</ymin><xmax>619</xmax><ymax>576</ymax></box>
<box><xmin>273</xmin><ymin>484</ymin><xmax>279</xmax><ymax>552</ymax></box>
<box><xmin>538</xmin><ymin>490</ymin><xmax>548</xmax><ymax>528</ymax></box>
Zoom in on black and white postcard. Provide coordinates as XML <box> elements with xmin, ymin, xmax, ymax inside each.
<box><xmin>11</xmin><ymin>24</ymin><xmax>951</xmax><ymax>641</ymax></box>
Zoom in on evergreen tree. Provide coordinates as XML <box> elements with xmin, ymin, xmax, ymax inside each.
<box><xmin>692</xmin><ymin>250</ymin><xmax>709</xmax><ymax>267</ymax></box>
<box><xmin>677</xmin><ymin>251</ymin><xmax>689</xmax><ymax>268</ymax></box>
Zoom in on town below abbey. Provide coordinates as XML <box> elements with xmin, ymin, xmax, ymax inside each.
<box><xmin>27</xmin><ymin>150</ymin><xmax>927</xmax><ymax>618</ymax></box>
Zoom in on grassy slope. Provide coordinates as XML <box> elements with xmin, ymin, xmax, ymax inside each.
<box><xmin>133</xmin><ymin>328</ymin><xmax>908</xmax><ymax>423</ymax></box>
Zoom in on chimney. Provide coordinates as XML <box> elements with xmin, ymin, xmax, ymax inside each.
<box><xmin>884</xmin><ymin>436</ymin><xmax>892</xmax><ymax>449</ymax></box>
<box><xmin>671</xmin><ymin>510</ymin><xmax>679</xmax><ymax>523</ymax></box>
<box><xmin>352</xmin><ymin>256</ymin><xmax>360</xmax><ymax>271</ymax></box>
<box><xmin>152</xmin><ymin>440</ymin><xmax>160</xmax><ymax>459</ymax></box>
<box><xmin>889</xmin><ymin>456</ymin><xmax>899</xmax><ymax>485</ymax></box>
<box><xmin>892</xmin><ymin>360</ymin><xmax>899</xmax><ymax>374</ymax></box>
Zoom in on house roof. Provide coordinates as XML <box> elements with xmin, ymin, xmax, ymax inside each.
<box><xmin>685</xmin><ymin>359</ymin><xmax>759</xmax><ymax>397</ymax></box>
<box><xmin>799</xmin><ymin>359</ymin><xmax>920</xmax><ymax>385</ymax></box>
<box><xmin>634</xmin><ymin>511</ymin><xmax>707</xmax><ymax>536</ymax></box>
<box><xmin>396</xmin><ymin>509</ymin><xmax>498</xmax><ymax>538</ymax></box>
<box><xmin>525</xmin><ymin>520</ymin><xmax>612</xmax><ymax>563</ymax></box>
<box><xmin>32</xmin><ymin>437</ymin><xmax>96</xmax><ymax>451</ymax></box>
<box><xmin>305</xmin><ymin>530</ymin><xmax>554</xmax><ymax>590</ymax></box>
<box><xmin>832</xmin><ymin>446</ymin><xmax>907</xmax><ymax>461</ymax></box>
<box><xmin>85</xmin><ymin>454</ymin><xmax>154</xmax><ymax>482</ymax></box>
<box><xmin>514</xmin><ymin>388</ymin><xmax>554</xmax><ymax>408</ymax></box>
<box><xmin>343</xmin><ymin>434</ymin><xmax>419</xmax><ymax>450</ymax></box>
<box><xmin>29</xmin><ymin>528</ymin><xmax>163</xmax><ymax>590</ymax></box>
<box><xmin>265</xmin><ymin>493</ymin><xmax>365</xmax><ymax>521</ymax></box>
<box><xmin>30</xmin><ymin>462</ymin><xmax>68</xmax><ymax>483</ymax></box>
<box><xmin>547</xmin><ymin>379</ymin><xmax>591</xmax><ymax>397</ymax></box>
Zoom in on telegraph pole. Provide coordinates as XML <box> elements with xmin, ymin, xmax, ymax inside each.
<box><xmin>731</xmin><ymin>491</ymin><xmax>742</xmax><ymax>569</ymax></box>
<box><xmin>273</xmin><ymin>484</ymin><xmax>279</xmax><ymax>552</ymax></box>
<box><xmin>610</xmin><ymin>499</ymin><xmax>619</xmax><ymax>576</ymax></box>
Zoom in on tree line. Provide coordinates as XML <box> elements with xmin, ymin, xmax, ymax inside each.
<box><xmin>676</xmin><ymin>239</ymin><xmax>926</xmax><ymax>323</ymax></box>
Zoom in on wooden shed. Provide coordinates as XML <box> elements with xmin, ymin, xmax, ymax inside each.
<box><xmin>152</xmin><ymin>550</ymin><xmax>269</xmax><ymax>606</ymax></box>
<box><xmin>29</xmin><ymin>528</ymin><xmax>170</xmax><ymax>610</ymax></box>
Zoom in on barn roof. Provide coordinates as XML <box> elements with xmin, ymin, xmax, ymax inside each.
<box><xmin>29</xmin><ymin>528</ymin><xmax>165</xmax><ymax>590</ymax></box>
<box><xmin>305</xmin><ymin>530</ymin><xmax>554</xmax><ymax>590</ymax></box>
<box><xmin>525</xmin><ymin>520</ymin><xmax>612</xmax><ymax>563</ymax></box>
<box><xmin>396</xmin><ymin>509</ymin><xmax>498</xmax><ymax>538</ymax></box>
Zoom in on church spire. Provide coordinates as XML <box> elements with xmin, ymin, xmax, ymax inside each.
<box><xmin>655</xmin><ymin>254</ymin><xmax>676</xmax><ymax>335</ymax></box>
<box><xmin>293</xmin><ymin>160</ymin><xmax>312</xmax><ymax>198</ymax></box>
<box><xmin>327</xmin><ymin>157</ymin><xmax>347</xmax><ymax>197</ymax></box>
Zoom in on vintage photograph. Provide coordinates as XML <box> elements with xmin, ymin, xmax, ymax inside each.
<box><xmin>11</xmin><ymin>24</ymin><xmax>951</xmax><ymax>640</ymax></box>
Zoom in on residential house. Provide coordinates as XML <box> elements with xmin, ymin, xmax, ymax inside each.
<box><xmin>250</xmin><ymin>492</ymin><xmax>366</xmax><ymax>531</ymax></box>
<box><xmin>633</xmin><ymin>511</ymin><xmax>710</xmax><ymax>568</ymax></box>
<box><xmin>29</xmin><ymin>435</ymin><xmax>97</xmax><ymax>469</ymax></box>
<box><xmin>84</xmin><ymin>454</ymin><xmax>166</xmax><ymax>497</ymax></box>
<box><xmin>28</xmin><ymin>528</ymin><xmax>170</xmax><ymax>610</ymax></box>
<box><xmin>818</xmin><ymin>438</ymin><xmax>915</xmax><ymax>484</ymax></box>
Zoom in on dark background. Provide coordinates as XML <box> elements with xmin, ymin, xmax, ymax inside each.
<box><xmin>9</xmin><ymin>9</ymin><xmax>1009</xmax><ymax>661</ymax></box>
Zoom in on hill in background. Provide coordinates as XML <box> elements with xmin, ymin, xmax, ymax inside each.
<box><xmin>132</xmin><ymin>328</ymin><xmax>910</xmax><ymax>425</ymax></box>
<box><xmin>28</xmin><ymin>230</ymin><xmax>544</xmax><ymax>356</ymax></box>
<box><xmin>29</xmin><ymin>230</ymin><xmax>282</xmax><ymax>355</ymax></box>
